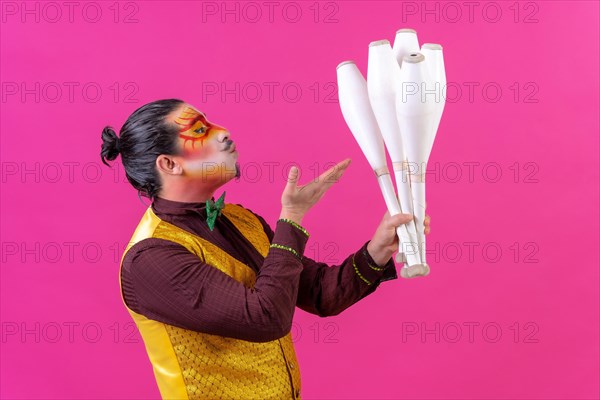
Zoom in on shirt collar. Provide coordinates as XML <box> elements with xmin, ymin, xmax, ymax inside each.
<box><xmin>151</xmin><ymin>195</ymin><xmax>215</xmax><ymax>218</ymax></box>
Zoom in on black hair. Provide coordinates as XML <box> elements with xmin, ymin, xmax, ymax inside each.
<box><xmin>100</xmin><ymin>98</ymin><xmax>185</xmax><ymax>200</ymax></box>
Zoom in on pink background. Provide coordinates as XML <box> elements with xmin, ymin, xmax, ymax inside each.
<box><xmin>1</xmin><ymin>1</ymin><xmax>599</xmax><ymax>399</ymax></box>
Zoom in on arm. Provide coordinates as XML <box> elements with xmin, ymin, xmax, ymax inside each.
<box><xmin>121</xmin><ymin>219</ymin><xmax>308</xmax><ymax>343</ymax></box>
<box><xmin>296</xmin><ymin>242</ymin><xmax>397</xmax><ymax>317</ymax></box>
<box><xmin>244</xmin><ymin>206</ymin><xmax>399</xmax><ymax>317</ymax></box>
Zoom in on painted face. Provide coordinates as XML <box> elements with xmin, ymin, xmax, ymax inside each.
<box><xmin>173</xmin><ymin>106</ymin><xmax>228</xmax><ymax>156</ymax></box>
<box><xmin>171</xmin><ymin>105</ymin><xmax>240</xmax><ymax>181</ymax></box>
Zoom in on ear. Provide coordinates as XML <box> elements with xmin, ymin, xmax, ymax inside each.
<box><xmin>156</xmin><ymin>154</ymin><xmax>183</xmax><ymax>176</ymax></box>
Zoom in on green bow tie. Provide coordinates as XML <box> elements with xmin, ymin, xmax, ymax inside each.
<box><xmin>206</xmin><ymin>191</ymin><xmax>226</xmax><ymax>231</ymax></box>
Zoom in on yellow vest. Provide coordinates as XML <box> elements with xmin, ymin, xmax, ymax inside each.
<box><xmin>118</xmin><ymin>203</ymin><xmax>302</xmax><ymax>399</ymax></box>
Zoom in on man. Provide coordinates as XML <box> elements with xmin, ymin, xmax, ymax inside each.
<box><xmin>100</xmin><ymin>99</ymin><xmax>430</xmax><ymax>399</ymax></box>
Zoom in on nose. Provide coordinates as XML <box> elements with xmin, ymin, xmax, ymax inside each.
<box><xmin>217</xmin><ymin>129</ymin><xmax>231</xmax><ymax>143</ymax></box>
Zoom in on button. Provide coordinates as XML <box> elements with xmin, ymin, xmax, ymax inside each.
<box><xmin>288</xmin><ymin>362</ymin><xmax>294</xmax><ymax>369</ymax></box>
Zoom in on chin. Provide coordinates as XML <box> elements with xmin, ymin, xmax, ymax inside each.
<box><xmin>219</xmin><ymin>161</ymin><xmax>240</xmax><ymax>183</ymax></box>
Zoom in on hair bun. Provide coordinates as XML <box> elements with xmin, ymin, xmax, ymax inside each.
<box><xmin>100</xmin><ymin>126</ymin><xmax>121</xmax><ymax>166</ymax></box>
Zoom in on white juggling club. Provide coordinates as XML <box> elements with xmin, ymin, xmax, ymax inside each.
<box><xmin>336</xmin><ymin>60</ymin><xmax>421</xmax><ymax>268</ymax></box>
<box><xmin>392</xmin><ymin>28</ymin><xmax>420</xmax><ymax>68</ymax></box>
<box><xmin>396</xmin><ymin>53</ymin><xmax>435</xmax><ymax>274</ymax></box>
<box><xmin>420</xmin><ymin>43</ymin><xmax>446</xmax><ymax>156</ymax></box>
<box><xmin>366</xmin><ymin>40</ymin><xmax>423</xmax><ymax>270</ymax></box>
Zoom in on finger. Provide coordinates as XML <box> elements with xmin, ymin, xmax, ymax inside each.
<box><xmin>306</xmin><ymin>158</ymin><xmax>351</xmax><ymax>196</ymax></box>
<box><xmin>388</xmin><ymin>213</ymin><xmax>413</xmax><ymax>227</ymax></box>
<box><xmin>424</xmin><ymin>215</ymin><xmax>431</xmax><ymax>227</ymax></box>
<box><xmin>395</xmin><ymin>252</ymin><xmax>407</xmax><ymax>263</ymax></box>
<box><xmin>285</xmin><ymin>165</ymin><xmax>300</xmax><ymax>191</ymax></box>
<box><xmin>424</xmin><ymin>227</ymin><xmax>431</xmax><ymax>235</ymax></box>
<box><xmin>315</xmin><ymin>158</ymin><xmax>351</xmax><ymax>186</ymax></box>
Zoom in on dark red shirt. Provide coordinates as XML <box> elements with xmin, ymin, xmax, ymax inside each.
<box><xmin>120</xmin><ymin>196</ymin><xmax>398</xmax><ymax>342</ymax></box>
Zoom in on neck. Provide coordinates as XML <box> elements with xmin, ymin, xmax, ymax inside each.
<box><xmin>157</xmin><ymin>180</ymin><xmax>222</xmax><ymax>203</ymax></box>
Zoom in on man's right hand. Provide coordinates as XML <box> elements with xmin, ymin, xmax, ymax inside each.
<box><xmin>280</xmin><ymin>158</ymin><xmax>352</xmax><ymax>225</ymax></box>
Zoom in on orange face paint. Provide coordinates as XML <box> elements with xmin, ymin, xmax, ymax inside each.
<box><xmin>172</xmin><ymin>105</ymin><xmax>236</xmax><ymax>180</ymax></box>
<box><xmin>173</xmin><ymin>106</ymin><xmax>225</xmax><ymax>156</ymax></box>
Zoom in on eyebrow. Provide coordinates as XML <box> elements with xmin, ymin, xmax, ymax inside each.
<box><xmin>174</xmin><ymin>111</ymin><xmax>210</xmax><ymax>132</ymax></box>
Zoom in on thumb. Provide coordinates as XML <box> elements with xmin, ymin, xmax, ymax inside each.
<box><xmin>388</xmin><ymin>213</ymin><xmax>413</xmax><ymax>227</ymax></box>
<box><xmin>285</xmin><ymin>166</ymin><xmax>300</xmax><ymax>191</ymax></box>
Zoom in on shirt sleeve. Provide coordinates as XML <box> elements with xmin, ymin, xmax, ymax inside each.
<box><xmin>121</xmin><ymin>219</ymin><xmax>309</xmax><ymax>343</ymax></box>
<box><xmin>244</xmin><ymin>206</ymin><xmax>399</xmax><ymax>318</ymax></box>
<box><xmin>296</xmin><ymin>241</ymin><xmax>398</xmax><ymax>317</ymax></box>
